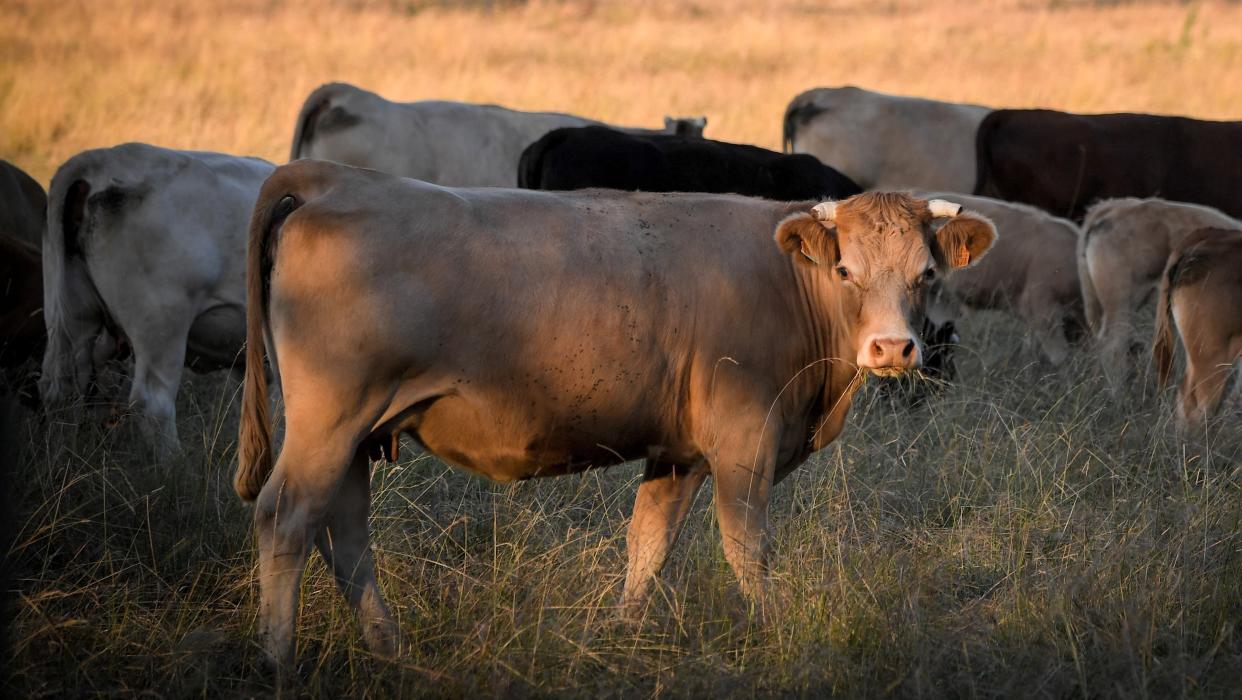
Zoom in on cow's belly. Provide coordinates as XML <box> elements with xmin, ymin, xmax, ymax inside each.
<box><xmin>405</xmin><ymin>386</ymin><xmax>686</xmax><ymax>482</ymax></box>
<box><xmin>185</xmin><ymin>304</ymin><xmax>246</xmax><ymax>373</ymax></box>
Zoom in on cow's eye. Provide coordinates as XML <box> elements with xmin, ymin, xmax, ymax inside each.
<box><xmin>836</xmin><ymin>266</ymin><xmax>850</xmax><ymax>281</ymax></box>
<box><xmin>922</xmin><ymin>267</ymin><xmax>936</xmax><ymax>282</ymax></box>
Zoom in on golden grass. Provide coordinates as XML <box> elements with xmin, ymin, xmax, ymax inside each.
<box><xmin>4</xmin><ymin>0</ymin><xmax>1242</xmax><ymax>184</ymax></box>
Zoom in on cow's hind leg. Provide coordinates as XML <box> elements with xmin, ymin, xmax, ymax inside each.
<box><xmin>1179</xmin><ymin>351</ymin><xmax>1233</xmax><ymax>430</ymax></box>
<box><xmin>1020</xmin><ymin>287</ymin><xmax>1070</xmax><ymax>366</ymax></box>
<box><xmin>254</xmin><ymin>402</ymin><xmax>384</xmax><ymax>668</ymax></box>
<box><xmin>315</xmin><ymin>448</ymin><xmax>398</xmax><ymax>656</ymax></box>
<box><xmin>1086</xmin><ymin>241</ymin><xmax>1142</xmax><ymax>390</ymax></box>
<box><xmin>621</xmin><ymin>459</ymin><xmax>710</xmax><ymax>613</ymax></box>
<box><xmin>125</xmin><ymin>315</ymin><xmax>193</xmax><ymax>454</ymax></box>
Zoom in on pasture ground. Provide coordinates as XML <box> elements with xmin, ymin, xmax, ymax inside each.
<box><xmin>4</xmin><ymin>0</ymin><xmax>1242</xmax><ymax>697</ymax></box>
<box><xmin>6</xmin><ymin>311</ymin><xmax>1242</xmax><ymax>697</ymax></box>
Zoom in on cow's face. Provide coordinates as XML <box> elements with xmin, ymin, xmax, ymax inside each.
<box><xmin>774</xmin><ymin>192</ymin><xmax>995</xmax><ymax>376</ymax></box>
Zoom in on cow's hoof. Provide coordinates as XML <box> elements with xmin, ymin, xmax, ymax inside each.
<box><xmin>363</xmin><ymin>617</ymin><xmax>400</xmax><ymax>659</ymax></box>
<box><xmin>260</xmin><ymin>633</ymin><xmax>296</xmax><ymax>675</ymax></box>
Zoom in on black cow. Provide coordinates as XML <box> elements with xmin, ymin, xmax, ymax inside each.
<box><xmin>519</xmin><ymin>126</ymin><xmax>861</xmax><ymax>200</ymax></box>
<box><xmin>974</xmin><ymin>108</ymin><xmax>1242</xmax><ymax>221</ymax></box>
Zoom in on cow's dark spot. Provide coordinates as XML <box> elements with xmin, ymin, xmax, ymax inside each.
<box><xmin>318</xmin><ymin>105</ymin><xmax>362</xmax><ymax>134</ymax></box>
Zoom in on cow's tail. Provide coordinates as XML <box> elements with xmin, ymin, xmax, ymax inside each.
<box><xmin>235</xmin><ymin>183</ymin><xmax>302</xmax><ymax>502</ymax></box>
<box><xmin>971</xmin><ymin>112</ymin><xmax>1000</xmax><ymax>196</ymax></box>
<box><xmin>39</xmin><ymin>157</ymin><xmax>99</xmax><ymax>406</ymax></box>
<box><xmin>517</xmin><ymin>131</ymin><xmax>559</xmax><ymax>190</ymax></box>
<box><xmin>1075</xmin><ymin>222</ymin><xmax>1102</xmax><ymax>335</ymax></box>
<box><xmin>289</xmin><ymin>82</ymin><xmax>347</xmax><ymax>161</ymax></box>
<box><xmin>1152</xmin><ymin>256</ymin><xmax>1181</xmax><ymax>391</ymax></box>
<box><xmin>781</xmin><ymin>91</ymin><xmax>823</xmax><ymax>153</ymax></box>
<box><xmin>516</xmin><ymin>137</ymin><xmax>543</xmax><ymax>189</ymax></box>
<box><xmin>1078</xmin><ymin>201</ymin><xmax>1126</xmax><ymax>335</ymax></box>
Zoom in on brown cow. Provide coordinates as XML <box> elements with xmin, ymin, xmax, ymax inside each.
<box><xmin>234</xmin><ymin>160</ymin><xmax>996</xmax><ymax>666</ymax></box>
<box><xmin>1153</xmin><ymin>227</ymin><xmax>1242</xmax><ymax>429</ymax></box>
<box><xmin>1080</xmin><ymin>197</ymin><xmax>1238</xmax><ymax>386</ymax></box>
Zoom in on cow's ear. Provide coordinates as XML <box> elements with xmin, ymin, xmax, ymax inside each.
<box><xmin>932</xmin><ymin>213</ymin><xmax>996</xmax><ymax>269</ymax></box>
<box><xmin>774</xmin><ymin>213</ymin><xmax>839</xmax><ymax>267</ymax></box>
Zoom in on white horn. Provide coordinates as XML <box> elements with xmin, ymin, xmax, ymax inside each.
<box><xmin>811</xmin><ymin>201</ymin><xmax>838</xmax><ymax>221</ymax></box>
<box><xmin>928</xmin><ymin>199</ymin><xmax>962</xmax><ymax>218</ymax></box>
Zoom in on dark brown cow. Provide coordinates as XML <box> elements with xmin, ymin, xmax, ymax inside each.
<box><xmin>0</xmin><ymin>160</ymin><xmax>46</xmax><ymax>247</ymax></box>
<box><xmin>974</xmin><ymin>109</ymin><xmax>1242</xmax><ymax>221</ymax></box>
<box><xmin>1153</xmin><ymin>227</ymin><xmax>1242</xmax><ymax>428</ymax></box>
<box><xmin>234</xmin><ymin>160</ymin><xmax>996</xmax><ymax>666</ymax></box>
<box><xmin>0</xmin><ymin>236</ymin><xmax>43</xmax><ymax>404</ymax></box>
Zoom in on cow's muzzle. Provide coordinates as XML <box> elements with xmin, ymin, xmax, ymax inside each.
<box><xmin>858</xmin><ymin>334</ymin><xmax>921</xmax><ymax>376</ymax></box>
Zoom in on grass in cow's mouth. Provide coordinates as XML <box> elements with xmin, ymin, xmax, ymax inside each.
<box><xmin>5</xmin><ymin>310</ymin><xmax>1242</xmax><ymax>697</ymax></box>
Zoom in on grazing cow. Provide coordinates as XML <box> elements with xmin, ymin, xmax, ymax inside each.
<box><xmin>518</xmin><ymin>126</ymin><xmax>861</xmax><ymax>201</ymax></box>
<box><xmin>1153</xmin><ymin>228</ymin><xmax>1242</xmax><ymax>429</ymax></box>
<box><xmin>234</xmin><ymin>160</ymin><xmax>996</xmax><ymax>665</ymax></box>
<box><xmin>1080</xmin><ymin>198</ymin><xmax>1238</xmax><ymax>385</ymax></box>
<box><xmin>1</xmin><ymin>236</ymin><xmax>44</xmax><ymax>405</ymax></box>
<box><xmin>0</xmin><ymin>160</ymin><xmax>47</xmax><ymax>247</ymax></box>
<box><xmin>41</xmin><ymin>143</ymin><xmax>273</xmax><ymax>451</ymax></box>
<box><xmin>289</xmin><ymin>82</ymin><xmax>706</xmax><ymax>186</ymax></box>
<box><xmin>782</xmin><ymin>86</ymin><xmax>990</xmax><ymax>192</ymax></box>
<box><xmin>919</xmin><ymin>192</ymin><xmax>1085</xmax><ymax>365</ymax></box>
<box><xmin>975</xmin><ymin>109</ymin><xmax>1242</xmax><ymax>221</ymax></box>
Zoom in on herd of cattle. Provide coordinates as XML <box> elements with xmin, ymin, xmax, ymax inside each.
<box><xmin>2</xmin><ymin>83</ymin><xmax>1240</xmax><ymax>665</ymax></box>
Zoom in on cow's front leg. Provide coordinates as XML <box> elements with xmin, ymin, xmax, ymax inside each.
<box><xmin>707</xmin><ymin>421</ymin><xmax>779</xmax><ymax>604</ymax></box>
<box><xmin>621</xmin><ymin>459</ymin><xmax>709</xmax><ymax>613</ymax></box>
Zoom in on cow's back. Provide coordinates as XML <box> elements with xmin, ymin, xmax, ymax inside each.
<box><xmin>921</xmin><ymin>192</ymin><xmax>1077</xmax><ymax>306</ymax></box>
<box><xmin>293</xmin><ymin>83</ymin><xmax>601</xmax><ymax>186</ymax></box>
<box><xmin>784</xmin><ymin>86</ymin><xmax>989</xmax><ymax>191</ymax></box>
<box><xmin>521</xmin><ymin>126</ymin><xmax>860</xmax><ymax>200</ymax></box>
<box><xmin>75</xmin><ymin>145</ymin><xmax>272</xmax><ymax>272</ymax></box>
<box><xmin>977</xmin><ymin>109</ymin><xmax>1242</xmax><ymax>220</ymax></box>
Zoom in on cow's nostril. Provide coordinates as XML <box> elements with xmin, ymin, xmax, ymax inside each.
<box><xmin>901</xmin><ymin>340</ymin><xmax>915</xmax><ymax>358</ymax></box>
<box><xmin>872</xmin><ymin>340</ymin><xmax>885</xmax><ymax>358</ymax></box>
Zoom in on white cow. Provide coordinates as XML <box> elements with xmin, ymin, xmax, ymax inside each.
<box><xmin>918</xmin><ymin>192</ymin><xmax>1085</xmax><ymax>365</ymax></box>
<box><xmin>40</xmin><ymin>143</ymin><xmax>273</xmax><ymax>452</ymax></box>
<box><xmin>289</xmin><ymin>82</ymin><xmax>705</xmax><ymax>186</ymax></box>
<box><xmin>784</xmin><ymin>86</ymin><xmax>991</xmax><ymax>193</ymax></box>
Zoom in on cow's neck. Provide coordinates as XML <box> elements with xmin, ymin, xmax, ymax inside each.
<box><xmin>788</xmin><ymin>262</ymin><xmax>864</xmax><ymax>451</ymax></box>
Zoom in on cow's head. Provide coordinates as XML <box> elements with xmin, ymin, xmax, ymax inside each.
<box><xmin>664</xmin><ymin>115</ymin><xmax>708</xmax><ymax>138</ymax></box>
<box><xmin>774</xmin><ymin>192</ymin><xmax>995</xmax><ymax>376</ymax></box>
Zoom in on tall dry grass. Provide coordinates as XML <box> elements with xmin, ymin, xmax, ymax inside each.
<box><xmin>6</xmin><ymin>313</ymin><xmax>1242</xmax><ymax>696</ymax></box>
<box><xmin>4</xmin><ymin>0</ymin><xmax>1242</xmax><ymax>697</ymax></box>
<box><xmin>4</xmin><ymin>0</ymin><xmax>1242</xmax><ymax>183</ymax></box>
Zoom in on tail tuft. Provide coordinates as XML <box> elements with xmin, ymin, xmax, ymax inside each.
<box><xmin>235</xmin><ymin>191</ymin><xmax>301</xmax><ymax>502</ymax></box>
<box><xmin>1152</xmin><ymin>257</ymin><xmax>1180</xmax><ymax>390</ymax></box>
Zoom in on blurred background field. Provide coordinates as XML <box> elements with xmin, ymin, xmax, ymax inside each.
<box><xmin>5</xmin><ymin>0</ymin><xmax>1242</xmax><ymax>697</ymax></box>
<box><xmin>5</xmin><ymin>0</ymin><xmax>1242</xmax><ymax>183</ymax></box>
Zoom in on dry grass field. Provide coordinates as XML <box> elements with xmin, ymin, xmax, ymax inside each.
<box><xmin>6</xmin><ymin>0</ymin><xmax>1242</xmax><ymax>183</ymax></box>
<box><xmin>4</xmin><ymin>0</ymin><xmax>1242</xmax><ymax>697</ymax></box>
